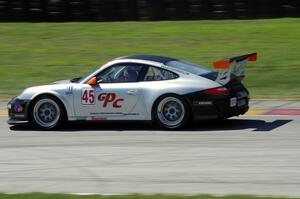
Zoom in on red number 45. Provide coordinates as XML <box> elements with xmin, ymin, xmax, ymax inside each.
<box><xmin>82</xmin><ymin>89</ymin><xmax>95</xmax><ymax>105</ymax></box>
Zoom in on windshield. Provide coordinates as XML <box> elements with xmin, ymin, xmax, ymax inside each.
<box><xmin>76</xmin><ymin>68</ymin><xmax>100</xmax><ymax>83</ymax></box>
<box><xmin>166</xmin><ymin>60</ymin><xmax>211</xmax><ymax>75</ymax></box>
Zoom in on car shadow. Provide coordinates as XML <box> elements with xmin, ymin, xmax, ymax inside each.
<box><xmin>9</xmin><ymin>118</ymin><xmax>292</xmax><ymax>132</ymax></box>
<box><xmin>189</xmin><ymin>119</ymin><xmax>292</xmax><ymax>132</ymax></box>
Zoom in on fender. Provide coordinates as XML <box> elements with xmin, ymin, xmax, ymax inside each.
<box><xmin>18</xmin><ymin>86</ymin><xmax>75</xmax><ymax>120</ymax></box>
<box><xmin>31</xmin><ymin>91</ymin><xmax>74</xmax><ymax>120</ymax></box>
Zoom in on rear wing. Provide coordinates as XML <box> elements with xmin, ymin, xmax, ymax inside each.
<box><xmin>213</xmin><ymin>53</ymin><xmax>257</xmax><ymax>85</ymax></box>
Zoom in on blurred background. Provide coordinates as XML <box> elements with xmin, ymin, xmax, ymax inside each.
<box><xmin>0</xmin><ymin>0</ymin><xmax>299</xmax><ymax>100</ymax></box>
<box><xmin>1</xmin><ymin>0</ymin><xmax>300</xmax><ymax>21</ymax></box>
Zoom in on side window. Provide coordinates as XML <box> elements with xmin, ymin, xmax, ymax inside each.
<box><xmin>143</xmin><ymin>67</ymin><xmax>178</xmax><ymax>81</ymax></box>
<box><xmin>97</xmin><ymin>65</ymin><xmax>143</xmax><ymax>83</ymax></box>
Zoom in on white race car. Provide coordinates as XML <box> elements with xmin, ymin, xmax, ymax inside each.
<box><xmin>8</xmin><ymin>53</ymin><xmax>257</xmax><ymax>130</ymax></box>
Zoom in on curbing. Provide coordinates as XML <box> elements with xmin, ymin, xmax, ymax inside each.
<box><xmin>0</xmin><ymin>109</ymin><xmax>7</xmax><ymax>115</ymax></box>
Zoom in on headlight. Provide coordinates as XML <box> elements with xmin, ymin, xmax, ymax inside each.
<box><xmin>7</xmin><ymin>104</ymin><xmax>11</xmax><ymax>109</ymax></box>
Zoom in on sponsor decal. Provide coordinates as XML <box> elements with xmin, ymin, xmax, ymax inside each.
<box><xmin>236</xmin><ymin>90</ymin><xmax>248</xmax><ymax>99</ymax></box>
<box><xmin>92</xmin><ymin>116</ymin><xmax>107</xmax><ymax>121</ymax></box>
<box><xmin>230</xmin><ymin>97</ymin><xmax>237</xmax><ymax>107</ymax></box>
<box><xmin>193</xmin><ymin>101</ymin><xmax>213</xmax><ymax>106</ymax></box>
<box><xmin>237</xmin><ymin>99</ymin><xmax>247</xmax><ymax>107</ymax></box>
<box><xmin>98</xmin><ymin>93</ymin><xmax>124</xmax><ymax>108</ymax></box>
<box><xmin>13</xmin><ymin>104</ymin><xmax>24</xmax><ymax>113</ymax></box>
<box><xmin>66</xmin><ymin>86</ymin><xmax>73</xmax><ymax>95</ymax></box>
<box><xmin>12</xmin><ymin>114</ymin><xmax>25</xmax><ymax>118</ymax></box>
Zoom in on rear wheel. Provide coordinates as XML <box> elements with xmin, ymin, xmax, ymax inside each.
<box><xmin>153</xmin><ymin>95</ymin><xmax>190</xmax><ymax>129</ymax></box>
<box><xmin>30</xmin><ymin>96</ymin><xmax>65</xmax><ymax>130</ymax></box>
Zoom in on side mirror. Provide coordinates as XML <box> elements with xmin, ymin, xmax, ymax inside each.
<box><xmin>86</xmin><ymin>77</ymin><xmax>97</xmax><ymax>86</ymax></box>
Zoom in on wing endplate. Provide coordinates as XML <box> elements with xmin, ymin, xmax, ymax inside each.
<box><xmin>213</xmin><ymin>53</ymin><xmax>257</xmax><ymax>85</ymax></box>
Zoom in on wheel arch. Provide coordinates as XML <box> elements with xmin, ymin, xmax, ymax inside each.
<box><xmin>27</xmin><ymin>93</ymin><xmax>69</xmax><ymax>121</ymax></box>
<box><xmin>150</xmin><ymin>92</ymin><xmax>192</xmax><ymax>121</ymax></box>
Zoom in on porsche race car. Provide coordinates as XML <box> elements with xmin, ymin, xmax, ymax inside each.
<box><xmin>7</xmin><ymin>53</ymin><xmax>257</xmax><ymax>130</ymax></box>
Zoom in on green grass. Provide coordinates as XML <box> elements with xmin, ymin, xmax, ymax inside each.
<box><xmin>0</xmin><ymin>193</ymin><xmax>298</xmax><ymax>199</ymax></box>
<box><xmin>0</xmin><ymin>18</ymin><xmax>300</xmax><ymax>101</ymax></box>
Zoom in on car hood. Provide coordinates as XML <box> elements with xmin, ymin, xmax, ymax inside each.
<box><xmin>51</xmin><ymin>79</ymin><xmax>71</xmax><ymax>84</ymax></box>
<box><xmin>18</xmin><ymin>82</ymin><xmax>76</xmax><ymax>100</ymax></box>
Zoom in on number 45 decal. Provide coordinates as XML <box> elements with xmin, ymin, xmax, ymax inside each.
<box><xmin>81</xmin><ymin>88</ymin><xmax>95</xmax><ymax>105</ymax></box>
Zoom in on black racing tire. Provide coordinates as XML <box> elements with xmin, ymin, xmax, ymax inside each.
<box><xmin>152</xmin><ymin>94</ymin><xmax>190</xmax><ymax>130</ymax></box>
<box><xmin>29</xmin><ymin>95</ymin><xmax>66</xmax><ymax>130</ymax></box>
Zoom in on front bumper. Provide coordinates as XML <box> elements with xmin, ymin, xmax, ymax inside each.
<box><xmin>184</xmin><ymin>88</ymin><xmax>249</xmax><ymax>120</ymax></box>
<box><xmin>7</xmin><ymin>97</ymin><xmax>31</xmax><ymax>125</ymax></box>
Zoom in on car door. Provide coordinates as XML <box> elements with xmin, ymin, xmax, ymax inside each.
<box><xmin>74</xmin><ymin>64</ymin><xmax>143</xmax><ymax>119</ymax></box>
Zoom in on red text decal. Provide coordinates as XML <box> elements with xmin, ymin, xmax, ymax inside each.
<box><xmin>98</xmin><ymin>93</ymin><xmax>124</xmax><ymax>108</ymax></box>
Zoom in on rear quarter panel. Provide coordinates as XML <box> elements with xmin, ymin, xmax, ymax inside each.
<box><xmin>134</xmin><ymin>73</ymin><xmax>221</xmax><ymax>120</ymax></box>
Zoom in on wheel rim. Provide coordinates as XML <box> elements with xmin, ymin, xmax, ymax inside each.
<box><xmin>157</xmin><ymin>97</ymin><xmax>185</xmax><ymax>127</ymax></box>
<box><xmin>33</xmin><ymin>99</ymin><xmax>60</xmax><ymax>128</ymax></box>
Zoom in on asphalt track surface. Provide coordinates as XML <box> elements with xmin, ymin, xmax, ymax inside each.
<box><xmin>1</xmin><ymin>115</ymin><xmax>300</xmax><ymax>196</ymax></box>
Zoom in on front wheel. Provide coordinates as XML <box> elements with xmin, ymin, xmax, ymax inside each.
<box><xmin>153</xmin><ymin>95</ymin><xmax>190</xmax><ymax>129</ymax></box>
<box><xmin>30</xmin><ymin>96</ymin><xmax>65</xmax><ymax>130</ymax></box>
